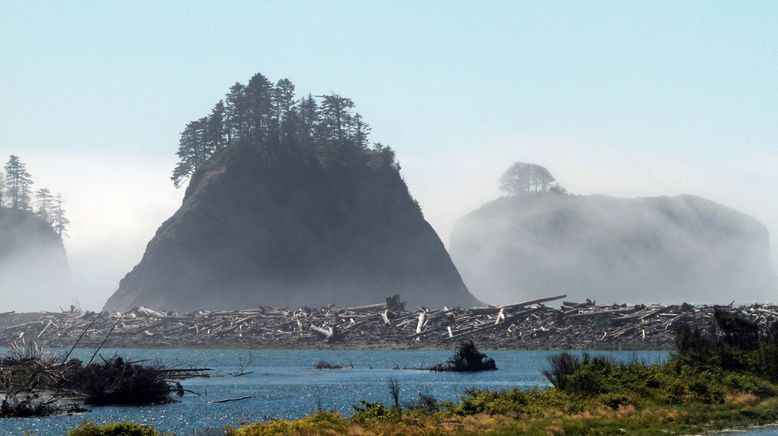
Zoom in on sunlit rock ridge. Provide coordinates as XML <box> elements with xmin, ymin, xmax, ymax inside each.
<box><xmin>105</xmin><ymin>144</ymin><xmax>480</xmax><ymax>312</ymax></box>
<box><xmin>450</xmin><ymin>193</ymin><xmax>775</xmax><ymax>305</ymax></box>
<box><xmin>0</xmin><ymin>208</ymin><xmax>70</xmax><ymax>312</ymax></box>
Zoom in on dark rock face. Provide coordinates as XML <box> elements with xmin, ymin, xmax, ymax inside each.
<box><xmin>0</xmin><ymin>208</ymin><xmax>70</xmax><ymax>311</ymax></box>
<box><xmin>450</xmin><ymin>194</ymin><xmax>775</xmax><ymax>305</ymax></box>
<box><xmin>105</xmin><ymin>145</ymin><xmax>480</xmax><ymax>312</ymax></box>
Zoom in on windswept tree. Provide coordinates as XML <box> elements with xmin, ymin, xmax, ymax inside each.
<box><xmin>171</xmin><ymin>118</ymin><xmax>211</xmax><ymax>187</ymax></box>
<box><xmin>52</xmin><ymin>193</ymin><xmax>69</xmax><ymax>237</ymax></box>
<box><xmin>35</xmin><ymin>187</ymin><xmax>53</xmax><ymax>224</ymax></box>
<box><xmin>4</xmin><ymin>155</ymin><xmax>33</xmax><ymax>210</ymax></box>
<box><xmin>499</xmin><ymin>162</ymin><xmax>565</xmax><ymax>196</ymax></box>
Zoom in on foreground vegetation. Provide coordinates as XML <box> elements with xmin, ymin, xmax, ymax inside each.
<box><xmin>67</xmin><ymin>308</ymin><xmax>778</xmax><ymax>434</ymax></box>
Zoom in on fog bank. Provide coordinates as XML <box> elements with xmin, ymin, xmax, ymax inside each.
<box><xmin>3</xmin><ymin>140</ymin><xmax>778</xmax><ymax>310</ymax></box>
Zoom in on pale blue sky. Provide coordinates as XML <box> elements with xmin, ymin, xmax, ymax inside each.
<box><xmin>2</xmin><ymin>1</ymin><xmax>778</xmax><ymax>308</ymax></box>
<box><xmin>2</xmin><ymin>1</ymin><xmax>776</xmax><ymax>160</ymax></box>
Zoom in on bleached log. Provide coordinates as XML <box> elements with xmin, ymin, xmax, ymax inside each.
<box><xmin>500</xmin><ymin>294</ymin><xmax>568</xmax><ymax>311</ymax></box>
<box><xmin>494</xmin><ymin>308</ymin><xmax>505</xmax><ymax>325</ymax></box>
<box><xmin>137</xmin><ymin>306</ymin><xmax>167</xmax><ymax>317</ymax></box>
<box><xmin>343</xmin><ymin>303</ymin><xmax>386</xmax><ymax>313</ymax></box>
<box><xmin>416</xmin><ymin>311</ymin><xmax>427</xmax><ymax>334</ymax></box>
<box><xmin>37</xmin><ymin>320</ymin><xmax>54</xmax><ymax>339</ymax></box>
<box><xmin>381</xmin><ymin>310</ymin><xmax>391</xmax><ymax>326</ymax></box>
<box><xmin>310</xmin><ymin>324</ymin><xmax>334</xmax><ymax>338</ymax></box>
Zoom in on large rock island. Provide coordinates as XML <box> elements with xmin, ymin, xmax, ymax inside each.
<box><xmin>450</xmin><ymin>192</ymin><xmax>775</xmax><ymax>305</ymax></box>
<box><xmin>0</xmin><ymin>208</ymin><xmax>70</xmax><ymax>312</ymax></box>
<box><xmin>105</xmin><ymin>73</ymin><xmax>479</xmax><ymax>312</ymax></box>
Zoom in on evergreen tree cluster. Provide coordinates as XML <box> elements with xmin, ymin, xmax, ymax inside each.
<box><xmin>0</xmin><ymin>155</ymin><xmax>69</xmax><ymax>237</ymax></box>
<box><xmin>172</xmin><ymin>72</ymin><xmax>398</xmax><ymax>188</ymax></box>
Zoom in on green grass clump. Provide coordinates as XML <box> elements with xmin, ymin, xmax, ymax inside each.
<box><xmin>68</xmin><ymin>421</ymin><xmax>164</xmax><ymax>436</ymax></box>
<box><xmin>231</xmin><ymin>411</ymin><xmax>348</xmax><ymax>435</ymax></box>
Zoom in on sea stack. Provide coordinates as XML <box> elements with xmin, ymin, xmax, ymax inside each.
<box><xmin>104</xmin><ymin>73</ymin><xmax>480</xmax><ymax>312</ymax></box>
<box><xmin>0</xmin><ymin>208</ymin><xmax>70</xmax><ymax>311</ymax></box>
<box><xmin>450</xmin><ymin>193</ymin><xmax>775</xmax><ymax>305</ymax></box>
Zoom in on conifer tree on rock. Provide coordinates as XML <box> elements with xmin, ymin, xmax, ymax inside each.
<box><xmin>4</xmin><ymin>155</ymin><xmax>33</xmax><ymax>211</ymax></box>
<box><xmin>105</xmin><ymin>73</ymin><xmax>481</xmax><ymax>312</ymax></box>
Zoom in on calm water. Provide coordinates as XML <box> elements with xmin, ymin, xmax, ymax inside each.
<box><xmin>0</xmin><ymin>348</ymin><xmax>670</xmax><ymax>435</ymax></box>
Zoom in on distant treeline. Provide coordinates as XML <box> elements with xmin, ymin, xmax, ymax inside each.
<box><xmin>0</xmin><ymin>155</ymin><xmax>69</xmax><ymax>237</ymax></box>
<box><xmin>172</xmin><ymin>72</ymin><xmax>398</xmax><ymax>188</ymax></box>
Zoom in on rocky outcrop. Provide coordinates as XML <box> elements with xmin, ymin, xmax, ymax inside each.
<box><xmin>105</xmin><ymin>145</ymin><xmax>480</xmax><ymax>312</ymax></box>
<box><xmin>450</xmin><ymin>193</ymin><xmax>775</xmax><ymax>305</ymax></box>
<box><xmin>0</xmin><ymin>208</ymin><xmax>70</xmax><ymax>311</ymax></box>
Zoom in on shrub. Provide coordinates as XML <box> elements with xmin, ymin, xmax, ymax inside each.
<box><xmin>414</xmin><ymin>392</ymin><xmax>439</xmax><ymax>412</ymax></box>
<box><xmin>351</xmin><ymin>400</ymin><xmax>395</xmax><ymax>423</ymax></box>
<box><xmin>542</xmin><ymin>352</ymin><xmax>582</xmax><ymax>391</ymax></box>
<box><xmin>387</xmin><ymin>378</ymin><xmax>401</xmax><ymax>410</ymax></box>
<box><xmin>68</xmin><ymin>421</ymin><xmax>162</xmax><ymax>436</ymax></box>
<box><xmin>542</xmin><ymin>352</ymin><xmax>620</xmax><ymax>395</ymax></box>
<box><xmin>676</xmin><ymin>310</ymin><xmax>778</xmax><ymax>383</ymax></box>
<box><xmin>597</xmin><ymin>392</ymin><xmax>636</xmax><ymax>410</ymax></box>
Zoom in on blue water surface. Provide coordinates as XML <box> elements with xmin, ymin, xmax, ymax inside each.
<box><xmin>1</xmin><ymin>348</ymin><xmax>669</xmax><ymax>435</ymax></box>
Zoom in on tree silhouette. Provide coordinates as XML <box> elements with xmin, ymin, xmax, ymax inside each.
<box><xmin>207</xmin><ymin>101</ymin><xmax>226</xmax><ymax>151</ymax></box>
<box><xmin>171</xmin><ymin>118</ymin><xmax>211</xmax><ymax>188</ymax></box>
<box><xmin>245</xmin><ymin>73</ymin><xmax>273</xmax><ymax>144</ymax></box>
<box><xmin>318</xmin><ymin>94</ymin><xmax>354</xmax><ymax>145</ymax></box>
<box><xmin>4</xmin><ymin>155</ymin><xmax>33</xmax><ymax>210</ymax></box>
<box><xmin>170</xmin><ymin>73</ymin><xmax>394</xmax><ymax>188</ymax></box>
<box><xmin>273</xmin><ymin>78</ymin><xmax>296</xmax><ymax>120</ymax></box>
<box><xmin>500</xmin><ymin>162</ymin><xmax>564</xmax><ymax>196</ymax></box>
<box><xmin>225</xmin><ymin>82</ymin><xmax>247</xmax><ymax>146</ymax></box>
<box><xmin>52</xmin><ymin>193</ymin><xmax>69</xmax><ymax>237</ymax></box>
<box><xmin>35</xmin><ymin>187</ymin><xmax>53</xmax><ymax>224</ymax></box>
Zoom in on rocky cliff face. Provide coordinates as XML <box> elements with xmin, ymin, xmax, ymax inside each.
<box><xmin>0</xmin><ymin>208</ymin><xmax>70</xmax><ymax>312</ymax></box>
<box><xmin>450</xmin><ymin>194</ymin><xmax>775</xmax><ymax>305</ymax></box>
<box><xmin>105</xmin><ymin>145</ymin><xmax>480</xmax><ymax>312</ymax></box>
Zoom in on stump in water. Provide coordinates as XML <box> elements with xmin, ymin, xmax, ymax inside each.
<box><xmin>430</xmin><ymin>340</ymin><xmax>497</xmax><ymax>372</ymax></box>
<box><xmin>314</xmin><ymin>361</ymin><xmax>342</xmax><ymax>370</ymax></box>
<box><xmin>314</xmin><ymin>360</ymin><xmax>353</xmax><ymax>369</ymax></box>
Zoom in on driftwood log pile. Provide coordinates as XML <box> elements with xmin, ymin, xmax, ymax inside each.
<box><xmin>0</xmin><ymin>296</ymin><xmax>776</xmax><ymax>349</ymax></box>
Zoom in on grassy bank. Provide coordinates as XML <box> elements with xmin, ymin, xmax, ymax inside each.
<box><xmin>67</xmin><ymin>308</ymin><xmax>778</xmax><ymax>435</ymax></box>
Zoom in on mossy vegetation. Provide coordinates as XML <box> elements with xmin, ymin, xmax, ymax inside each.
<box><xmin>68</xmin><ymin>421</ymin><xmax>165</xmax><ymax>436</ymax></box>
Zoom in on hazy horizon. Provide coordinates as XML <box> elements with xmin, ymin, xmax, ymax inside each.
<box><xmin>2</xmin><ymin>1</ymin><xmax>777</xmax><ymax>310</ymax></box>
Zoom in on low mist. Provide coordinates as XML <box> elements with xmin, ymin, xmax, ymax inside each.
<box><xmin>0</xmin><ymin>151</ymin><xmax>182</xmax><ymax>312</ymax></box>
<box><xmin>449</xmin><ymin>193</ymin><xmax>774</xmax><ymax>305</ymax></box>
<box><xmin>0</xmin><ymin>244</ymin><xmax>71</xmax><ymax>313</ymax></box>
<box><xmin>4</xmin><ymin>140</ymin><xmax>778</xmax><ymax>311</ymax></box>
